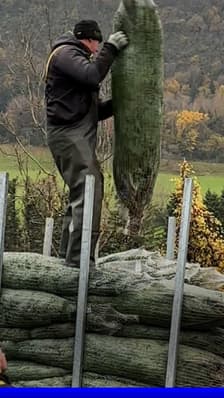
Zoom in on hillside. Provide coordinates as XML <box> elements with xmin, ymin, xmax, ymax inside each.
<box><xmin>1</xmin><ymin>0</ymin><xmax>224</xmax><ymax>160</ymax></box>
<box><xmin>76</xmin><ymin>0</ymin><xmax>224</xmax><ymax>84</ymax></box>
<box><xmin>1</xmin><ymin>0</ymin><xmax>224</xmax><ymax>82</ymax></box>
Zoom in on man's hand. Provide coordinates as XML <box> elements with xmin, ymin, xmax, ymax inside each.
<box><xmin>0</xmin><ymin>350</ymin><xmax>7</xmax><ymax>374</ymax></box>
<box><xmin>108</xmin><ymin>31</ymin><xmax>128</xmax><ymax>51</ymax></box>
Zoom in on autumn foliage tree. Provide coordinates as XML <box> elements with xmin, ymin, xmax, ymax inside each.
<box><xmin>168</xmin><ymin>160</ymin><xmax>224</xmax><ymax>272</ymax></box>
<box><xmin>175</xmin><ymin>110</ymin><xmax>209</xmax><ymax>157</ymax></box>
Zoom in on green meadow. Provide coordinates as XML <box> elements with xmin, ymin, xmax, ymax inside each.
<box><xmin>0</xmin><ymin>145</ymin><xmax>54</xmax><ymax>180</ymax></box>
<box><xmin>1</xmin><ymin>145</ymin><xmax>224</xmax><ymax>203</ymax></box>
<box><xmin>154</xmin><ymin>173</ymin><xmax>224</xmax><ymax>204</ymax></box>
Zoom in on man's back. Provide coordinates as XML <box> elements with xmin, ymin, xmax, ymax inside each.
<box><xmin>45</xmin><ymin>31</ymin><xmax>117</xmax><ymax>126</ymax></box>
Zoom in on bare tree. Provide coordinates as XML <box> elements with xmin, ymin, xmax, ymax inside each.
<box><xmin>0</xmin><ymin>0</ymin><xmax>78</xmax><ymax>175</ymax></box>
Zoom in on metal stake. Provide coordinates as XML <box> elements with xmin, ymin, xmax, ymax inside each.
<box><xmin>0</xmin><ymin>172</ymin><xmax>8</xmax><ymax>292</ymax></box>
<box><xmin>166</xmin><ymin>216</ymin><xmax>176</xmax><ymax>260</ymax></box>
<box><xmin>165</xmin><ymin>178</ymin><xmax>193</xmax><ymax>387</ymax></box>
<box><xmin>72</xmin><ymin>175</ymin><xmax>95</xmax><ymax>387</ymax></box>
<box><xmin>43</xmin><ymin>217</ymin><xmax>54</xmax><ymax>256</ymax></box>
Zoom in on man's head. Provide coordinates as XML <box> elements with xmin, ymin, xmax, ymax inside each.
<box><xmin>74</xmin><ymin>20</ymin><xmax>103</xmax><ymax>54</ymax></box>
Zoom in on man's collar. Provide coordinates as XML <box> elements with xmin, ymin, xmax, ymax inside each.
<box><xmin>75</xmin><ymin>39</ymin><xmax>92</xmax><ymax>56</ymax></box>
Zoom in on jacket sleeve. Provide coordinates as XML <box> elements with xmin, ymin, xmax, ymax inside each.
<box><xmin>55</xmin><ymin>43</ymin><xmax>117</xmax><ymax>89</ymax></box>
<box><xmin>98</xmin><ymin>99</ymin><xmax>113</xmax><ymax>121</ymax></box>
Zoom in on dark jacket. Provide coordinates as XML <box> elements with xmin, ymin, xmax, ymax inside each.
<box><xmin>45</xmin><ymin>32</ymin><xmax>117</xmax><ymax>126</ymax></box>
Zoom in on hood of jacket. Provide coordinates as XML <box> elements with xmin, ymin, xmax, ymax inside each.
<box><xmin>51</xmin><ymin>31</ymin><xmax>92</xmax><ymax>55</ymax></box>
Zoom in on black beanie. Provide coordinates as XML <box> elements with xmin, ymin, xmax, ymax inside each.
<box><xmin>74</xmin><ymin>20</ymin><xmax>103</xmax><ymax>43</ymax></box>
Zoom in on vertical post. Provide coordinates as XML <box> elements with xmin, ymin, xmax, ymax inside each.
<box><xmin>166</xmin><ymin>217</ymin><xmax>176</xmax><ymax>260</ymax></box>
<box><xmin>165</xmin><ymin>178</ymin><xmax>193</xmax><ymax>387</ymax></box>
<box><xmin>0</xmin><ymin>172</ymin><xmax>8</xmax><ymax>291</ymax></box>
<box><xmin>43</xmin><ymin>217</ymin><xmax>54</xmax><ymax>256</ymax></box>
<box><xmin>72</xmin><ymin>175</ymin><xmax>95</xmax><ymax>387</ymax></box>
<box><xmin>95</xmin><ymin>239</ymin><xmax>99</xmax><ymax>262</ymax></box>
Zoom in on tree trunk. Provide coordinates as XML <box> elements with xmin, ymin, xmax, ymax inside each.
<box><xmin>125</xmin><ymin>211</ymin><xmax>144</xmax><ymax>236</ymax></box>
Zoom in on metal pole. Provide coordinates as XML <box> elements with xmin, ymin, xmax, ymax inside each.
<box><xmin>95</xmin><ymin>239</ymin><xmax>99</xmax><ymax>262</ymax></box>
<box><xmin>0</xmin><ymin>172</ymin><xmax>8</xmax><ymax>292</ymax></box>
<box><xmin>165</xmin><ymin>178</ymin><xmax>193</xmax><ymax>387</ymax></box>
<box><xmin>43</xmin><ymin>217</ymin><xmax>54</xmax><ymax>256</ymax></box>
<box><xmin>166</xmin><ymin>216</ymin><xmax>176</xmax><ymax>260</ymax></box>
<box><xmin>72</xmin><ymin>175</ymin><xmax>95</xmax><ymax>387</ymax></box>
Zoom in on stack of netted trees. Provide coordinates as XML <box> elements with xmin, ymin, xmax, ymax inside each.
<box><xmin>1</xmin><ymin>249</ymin><xmax>224</xmax><ymax>387</ymax></box>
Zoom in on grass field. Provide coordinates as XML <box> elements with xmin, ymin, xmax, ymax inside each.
<box><xmin>0</xmin><ymin>145</ymin><xmax>54</xmax><ymax>180</ymax></box>
<box><xmin>154</xmin><ymin>173</ymin><xmax>224</xmax><ymax>204</ymax></box>
<box><xmin>1</xmin><ymin>145</ymin><xmax>224</xmax><ymax>203</ymax></box>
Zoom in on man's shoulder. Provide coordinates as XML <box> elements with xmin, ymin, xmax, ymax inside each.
<box><xmin>55</xmin><ymin>42</ymin><xmax>90</xmax><ymax>62</ymax></box>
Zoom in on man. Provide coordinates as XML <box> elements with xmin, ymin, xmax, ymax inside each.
<box><xmin>0</xmin><ymin>350</ymin><xmax>11</xmax><ymax>387</ymax></box>
<box><xmin>45</xmin><ymin>20</ymin><xmax>128</xmax><ymax>267</ymax></box>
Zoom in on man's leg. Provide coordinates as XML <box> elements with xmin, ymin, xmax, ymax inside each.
<box><xmin>65</xmin><ymin>193</ymin><xmax>83</xmax><ymax>267</ymax></box>
<box><xmin>47</xmin><ymin>126</ymin><xmax>103</xmax><ymax>267</ymax></box>
<box><xmin>65</xmin><ymin>164</ymin><xmax>103</xmax><ymax>267</ymax></box>
<box><xmin>58</xmin><ymin>204</ymin><xmax>72</xmax><ymax>259</ymax></box>
<box><xmin>90</xmin><ymin>169</ymin><xmax>103</xmax><ymax>266</ymax></box>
